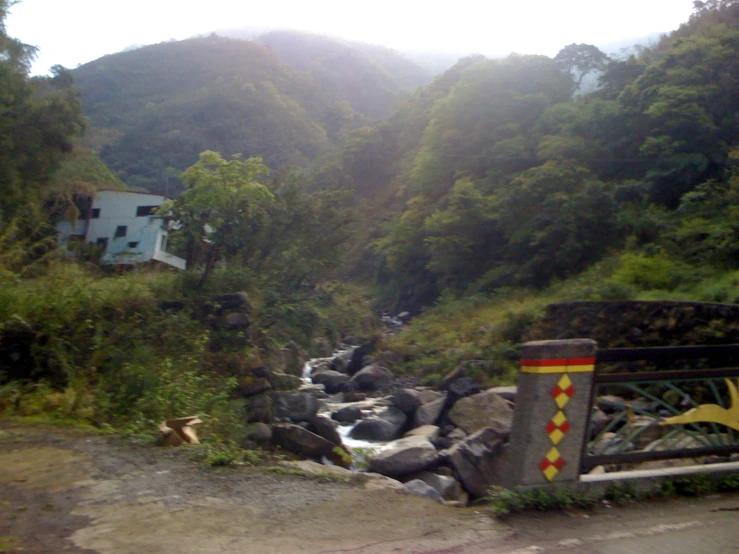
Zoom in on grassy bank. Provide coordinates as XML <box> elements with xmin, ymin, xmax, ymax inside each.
<box><xmin>382</xmin><ymin>252</ymin><xmax>739</xmax><ymax>386</ymax></box>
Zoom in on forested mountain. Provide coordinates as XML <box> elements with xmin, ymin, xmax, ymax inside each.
<box><xmin>73</xmin><ymin>33</ymin><xmax>429</xmax><ymax>194</ymax></box>
<box><xmin>254</xmin><ymin>30</ymin><xmax>431</xmax><ymax>118</ymax></box>
<box><xmin>313</xmin><ymin>0</ymin><xmax>739</xmax><ymax>312</ymax></box>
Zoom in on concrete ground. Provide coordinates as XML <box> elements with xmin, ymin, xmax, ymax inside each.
<box><xmin>0</xmin><ymin>423</ymin><xmax>737</xmax><ymax>554</ymax></box>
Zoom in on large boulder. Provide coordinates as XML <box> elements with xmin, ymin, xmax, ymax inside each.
<box><xmin>332</xmin><ymin>405</ymin><xmax>364</xmax><ymax>425</ymax></box>
<box><xmin>391</xmin><ymin>388</ymin><xmax>422</xmax><ymax>415</ymax></box>
<box><xmin>446</xmin><ymin>377</ymin><xmax>482</xmax><ymax>404</ymax></box>
<box><xmin>350</xmin><ymin>364</ymin><xmax>393</xmax><ymax>391</ymax></box>
<box><xmin>311</xmin><ymin>370</ymin><xmax>350</xmax><ymax>394</ymax></box>
<box><xmin>350</xmin><ymin>407</ymin><xmax>406</xmax><ymax>442</ymax></box>
<box><xmin>274</xmin><ymin>392</ymin><xmax>320</xmax><ymax>423</ymax></box>
<box><xmin>447</xmin><ymin>389</ymin><xmax>513</xmax><ymax>434</ymax></box>
<box><xmin>413</xmin><ymin>397</ymin><xmax>445</xmax><ymax>428</ymax></box>
<box><xmin>439</xmin><ymin>427</ymin><xmax>506</xmax><ymax>498</ymax></box>
<box><xmin>368</xmin><ymin>435</ymin><xmax>438</xmax><ymax>478</ymax></box>
<box><xmin>271</xmin><ymin>424</ymin><xmax>337</xmax><ymax>459</ymax></box>
<box><xmin>237</xmin><ymin>375</ymin><xmax>272</xmax><ymax>398</ymax></box>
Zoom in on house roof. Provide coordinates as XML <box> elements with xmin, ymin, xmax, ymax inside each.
<box><xmin>97</xmin><ymin>189</ymin><xmax>173</xmax><ymax>200</ymax></box>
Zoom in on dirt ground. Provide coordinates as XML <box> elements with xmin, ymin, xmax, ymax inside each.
<box><xmin>2</xmin><ymin>423</ymin><xmax>738</xmax><ymax>554</ymax></box>
<box><xmin>0</xmin><ymin>423</ymin><xmax>509</xmax><ymax>554</ymax></box>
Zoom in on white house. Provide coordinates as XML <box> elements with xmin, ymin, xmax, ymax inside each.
<box><xmin>56</xmin><ymin>189</ymin><xmax>187</xmax><ymax>270</ymax></box>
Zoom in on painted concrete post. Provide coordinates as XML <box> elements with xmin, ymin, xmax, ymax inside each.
<box><xmin>504</xmin><ymin>339</ymin><xmax>597</xmax><ymax>488</ymax></box>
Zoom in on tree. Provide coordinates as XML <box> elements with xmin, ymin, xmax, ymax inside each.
<box><xmin>165</xmin><ymin>151</ymin><xmax>274</xmax><ymax>288</ymax></box>
<box><xmin>554</xmin><ymin>44</ymin><xmax>609</xmax><ymax>92</ymax></box>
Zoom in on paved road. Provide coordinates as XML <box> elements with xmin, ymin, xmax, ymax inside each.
<box><xmin>456</xmin><ymin>495</ymin><xmax>739</xmax><ymax>554</ymax></box>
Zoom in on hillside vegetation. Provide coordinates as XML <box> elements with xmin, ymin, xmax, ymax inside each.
<box><xmin>74</xmin><ymin>32</ymin><xmax>430</xmax><ymax>194</ymax></box>
<box><xmin>314</xmin><ymin>1</ymin><xmax>739</xmax><ymax>314</ymax></box>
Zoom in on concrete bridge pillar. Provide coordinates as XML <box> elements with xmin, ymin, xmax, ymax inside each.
<box><xmin>505</xmin><ymin>339</ymin><xmax>597</xmax><ymax>487</ymax></box>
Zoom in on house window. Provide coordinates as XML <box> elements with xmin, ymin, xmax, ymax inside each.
<box><xmin>127</xmin><ymin>241</ymin><xmax>140</xmax><ymax>249</ymax></box>
<box><xmin>114</xmin><ymin>225</ymin><xmax>127</xmax><ymax>238</ymax></box>
<box><xmin>91</xmin><ymin>208</ymin><xmax>101</xmax><ymax>218</ymax></box>
<box><xmin>136</xmin><ymin>205</ymin><xmax>160</xmax><ymax>216</ymax></box>
<box><xmin>160</xmin><ymin>234</ymin><xmax>168</xmax><ymax>251</ymax></box>
<box><xmin>95</xmin><ymin>237</ymin><xmax>108</xmax><ymax>249</ymax></box>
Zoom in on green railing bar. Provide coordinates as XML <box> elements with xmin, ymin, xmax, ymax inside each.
<box><xmin>624</xmin><ymin>384</ymin><xmax>720</xmax><ymax>447</ymax></box>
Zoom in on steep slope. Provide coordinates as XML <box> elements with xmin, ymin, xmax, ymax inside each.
<box><xmin>316</xmin><ymin>2</ymin><xmax>739</xmax><ymax>312</ymax></box>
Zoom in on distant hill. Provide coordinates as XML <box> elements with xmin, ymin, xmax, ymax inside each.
<box><xmin>74</xmin><ymin>33</ymin><xmax>430</xmax><ymax>194</ymax></box>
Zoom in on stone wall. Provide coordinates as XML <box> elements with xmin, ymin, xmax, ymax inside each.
<box><xmin>524</xmin><ymin>301</ymin><xmax>739</xmax><ymax>348</ymax></box>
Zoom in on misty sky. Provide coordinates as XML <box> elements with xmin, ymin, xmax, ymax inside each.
<box><xmin>8</xmin><ymin>0</ymin><xmax>696</xmax><ymax>75</ymax></box>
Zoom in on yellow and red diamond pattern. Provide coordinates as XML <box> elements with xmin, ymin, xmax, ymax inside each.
<box><xmin>539</xmin><ymin>375</ymin><xmax>575</xmax><ymax>481</ymax></box>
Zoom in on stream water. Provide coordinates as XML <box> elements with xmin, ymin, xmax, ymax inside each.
<box><xmin>301</xmin><ymin>355</ymin><xmax>394</xmax><ymax>462</ymax></box>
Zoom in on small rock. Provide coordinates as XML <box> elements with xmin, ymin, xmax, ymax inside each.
<box><xmin>245</xmin><ymin>422</ymin><xmax>272</xmax><ymax>443</ymax></box>
<box><xmin>404</xmin><ymin>479</ymin><xmax>442</xmax><ymax>501</ymax></box>
<box><xmin>414</xmin><ymin>471</ymin><xmax>468</xmax><ymax>504</ymax></box>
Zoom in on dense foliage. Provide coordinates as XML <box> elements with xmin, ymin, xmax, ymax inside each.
<box><xmin>314</xmin><ymin>0</ymin><xmax>739</xmax><ymax>313</ymax></box>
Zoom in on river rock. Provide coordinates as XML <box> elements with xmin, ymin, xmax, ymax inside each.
<box><xmin>404</xmin><ymin>425</ymin><xmax>440</xmax><ymax>441</ymax></box>
<box><xmin>314</xmin><ymin>338</ymin><xmax>334</xmax><ymax>357</ymax></box>
<box><xmin>308</xmin><ymin>414</ymin><xmax>342</xmax><ymax>446</ymax></box>
<box><xmin>350</xmin><ymin>364</ymin><xmax>393</xmax><ymax>391</ymax></box>
<box><xmin>311</xmin><ymin>370</ymin><xmax>350</xmax><ymax>394</ymax></box>
<box><xmin>243</xmin><ymin>393</ymin><xmax>274</xmax><ymax>423</ymax></box>
<box><xmin>274</xmin><ymin>392</ymin><xmax>320</xmax><ymax>423</ymax></box>
<box><xmin>447</xmin><ymin>389</ymin><xmax>514</xmax><ymax>434</ymax></box>
<box><xmin>332</xmin><ymin>405</ymin><xmax>363</xmax><ymax>425</ymax></box>
<box><xmin>391</xmin><ymin>388</ymin><xmax>422</xmax><ymax>414</ymax></box>
<box><xmin>439</xmin><ymin>426</ymin><xmax>507</xmax><ymax>497</ymax></box>
<box><xmin>368</xmin><ymin>435</ymin><xmax>438</xmax><ymax>478</ymax></box>
<box><xmin>589</xmin><ymin>408</ymin><xmax>610</xmax><ymax>438</ymax></box>
<box><xmin>403</xmin><ymin>479</ymin><xmax>442</xmax><ymax>502</ymax></box>
<box><xmin>413</xmin><ymin>398</ymin><xmax>445</xmax><ymax>428</ymax></box>
<box><xmin>414</xmin><ymin>471</ymin><xmax>468</xmax><ymax>504</ymax></box>
<box><xmin>271</xmin><ymin>424</ymin><xmax>336</xmax><ymax>459</ymax></box>
<box><xmin>346</xmin><ymin>341</ymin><xmax>376</xmax><ymax>376</ymax></box>
<box><xmin>310</xmin><ymin>358</ymin><xmax>334</xmax><ymax>374</ymax></box>
<box><xmin>350</xmin><ymin>407</ymin><xmax>406</xmax><ymax>442</ymax></box>
<box><xmin>489</xmin><ymin>386</ymin><xmax>517</xmax><ymax>403</ymax></box>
